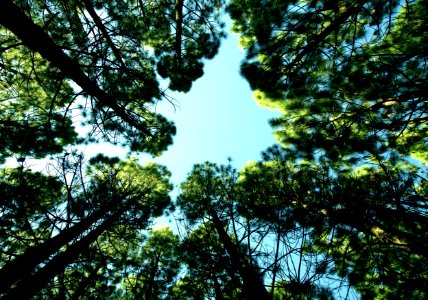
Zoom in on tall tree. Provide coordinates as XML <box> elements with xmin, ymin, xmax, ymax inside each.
<box><xmin>228</xmin><ymin>0</ymin><xmax>427</xmax><ymax>164</ymax></box>
<box><xmin>0</xmin><ymin>0</ymin><xmax>225</xmax><ymax>296</ymax></box>
<box><xmin>227</xmin><ymin>1</ymin><xmax>428</xmax><ymax>297</ymax></box>
<box><xmin>117</xmin><ymin>227</ymin><xmax>181</xmax><ymax>300</ymax></box>
<box><xmin>238</xmin><ymin>146</ymin><xmax>428</xmax><ymax>298</ymax></box>
<box><xmin>0</xmin><ymin>154</ymin><xmax>172</xmax><ymax>299</ymax></box>
<box><xmin>177</xmin><ymin>223</ymin><xmax>245</xmax><ymax>299</ymax></box>
<box><xmin>0</xmin><ymin>154</ymin><xmax>172</xmax><ymax>298</ymax></box>
<box><xmin>1</xmin><ymin>0</ymin><xmax>226</xmax><ymax>156</ymax></box>
<box><xmin>177</xmin><ymin>162</ymin><xmax>271</xmax><ymax>300</ymax></box>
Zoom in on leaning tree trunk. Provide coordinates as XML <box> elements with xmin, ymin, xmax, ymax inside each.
<box><xmin>2</xmin><ymin>208</ymin><xmax>125</xmax><ymax>300</ymax></box>
<box><xmin>0</xmin><ymin>205</ymin><xmax>111</xmax><ymax>296</ymax></box>
<box><xmin>210</xmin><ymin>211</ymin><xmax>271</xmax><ymax>300</ymax></box>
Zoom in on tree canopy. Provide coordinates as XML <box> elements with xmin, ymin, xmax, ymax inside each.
<box><xmin>229</xmin><ymin>0</ymin><xmax>427</xmax><ymax>164</ymax></box>
<box><xmin>1</xmin><ymin>0</ymin><xmax>427</xmax><ymax>299</ymax></box>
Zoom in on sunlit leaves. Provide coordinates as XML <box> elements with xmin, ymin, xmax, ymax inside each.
<box><xmin>0</xmin><ymin>33</ymin><xmax>77</xmax><ymax>162</ymax></box>
<box><xmin>229</xmin><ymin>0</ymin><xmax>427</xmax><ymax>163</ymax></box>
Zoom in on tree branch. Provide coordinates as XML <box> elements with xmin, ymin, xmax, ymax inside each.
<box><xmin>0</xmin><ymin>0</ymin><xmax>152</xmax><ymax>137</ymax></box>
<box><xmin>81</xmin><ymin>0</ymin><xmax>127</xmax><ymax>71</ymax></box>
<box><xmin>287</xmin><ymin>0</ymin><xmax>368</xmax><ymax>75</ymax></box>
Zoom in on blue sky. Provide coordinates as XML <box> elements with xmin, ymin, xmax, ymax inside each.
<box><xmin>149</xmin><ymin>29</ymin><xmax>279</xmax><ymax>190</ymax></box>
<box><xmin>2</xmin><ymin>23</ymin><xmax>278</xmax><ymax>198</ymax></box>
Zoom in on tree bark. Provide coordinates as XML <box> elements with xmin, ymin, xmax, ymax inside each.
<box><xmin>210</xmin><ymin>211</ymin><xmax>271</xmax><ymax>300</ymax></box>
<box><xmin>2</xmin><ymin>209</ymin><xmax>124</xmax><ymax>299</ymax></box>
<box><xmin>0</xmin><ymin>205</ymin><xmax>110</xmax><ymax>295</ymax></box>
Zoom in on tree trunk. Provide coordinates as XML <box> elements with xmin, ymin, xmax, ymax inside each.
<box><xmin>210</xmin><ymin>211</ymin><xmax>271</xmax><ymax>300</ymax></box>
<box><xmin>144</xmin><ymin>253</ymin><xmax>161</xmax><ymax>300</ymax></box>
<box><xmin>0</xmin><ymin>205</ymin><xmax>110</xmax><ymax>295</ymax></box>
<box><xmin>175</xmin><ymin>0</ymin><xmax>183</xmax><ymax>65</ymax></box>
<box><xmin>2</xmin><ymin>209</ymin><xmax>124</xmax><ymax>299</ymax></box>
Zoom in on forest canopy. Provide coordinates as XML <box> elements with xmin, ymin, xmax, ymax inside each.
<box><xmin>0</xmin><ymin>0</ymin><xmax>427</xmax><ymax>299</ymax></box>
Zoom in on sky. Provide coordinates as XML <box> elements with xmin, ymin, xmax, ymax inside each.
<box><xmin>2</xmin><ymin>21</ymin><xmax>279</xmax><ymax>203</ymax></box>
<box><xmin>147</xmin><ymin>29</ymin><xmax>279</xmax><ymax>190</ymax></box>
<box><xmin>140</xmin><ymin>26</ymin><xmax>280</xmax><ymax>228</ymax></box>
<box><xmin>70</xmin><ymin>22</ymin><xmax>280</xmax><ymax>192</ymax></box>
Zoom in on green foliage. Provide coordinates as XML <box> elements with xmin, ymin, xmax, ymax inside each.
<box><xmin>237</xmin><ymin>146</ymin><xmax>428</xmax><ymax>298</ymax></box>
<box><xmin>177</xmin><ymin>161</ymin><xmax>238</xmax><ymax>223</ymax></box>
<box><xmin>0</xmin><ymin>167</ymin><xmax>63</xmax><ymax>258</ymax></box>
<box><xmin>114</xmin><ymin>227</ymin><xmax>181</xmax><ymax>299</ymax></box>
<box><xmin>0</xmin><ymin>153</ymin><xmax>173</xmax><ymax>298</ymax></box>
<box><xmin>0</xmin><ymin>31</ymin><xmax>78</xmax><ymax>162</ymax></box>
<box><xmin>229</xmin><ymin>0</ymin><xmax>428</xmax><ymax>163</ymax></box>
<box><xmin>1</xmin><ymin>0</ymin><xmax>226</xmax><ymax>157</ymax></box>
<box><xmin>2</xmin><ymin>0</ymin><xmax>427</xmax><ymax>298</ymax></box>
<box><xmin>228</xmin><ymin>2</ymin><xmax>428</xmax><ymax>296</ymax></box>
<box><xmin>272</xmin><ymin>280</ymin><xmax>334</xmax><ymax>300</ymax></box>
<box><xmin>178</xmin><ymin>223</ymin><xmax>244</xmax><ymax>299</ymax></box>
<box><xmin>0</xmin><ymin>0</ymin><xmax>226</xmax><ymax>298</ymax></box>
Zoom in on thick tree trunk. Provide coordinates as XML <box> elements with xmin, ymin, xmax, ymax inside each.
<box><xmin>2</xmin><ymin>209</ymin><xmax>124</xmax><ymax>299</ymax></box>
<box><xmin>0</xmin><ymin>205</ymin><xmax>110</xmax><ymax>295</ymax></box>
<box><xmin>210</xmin><ymin>211</ymin><xmax>271</xmax><ymax>300</ymax></box>
<box><xmin>0</xmin><ymin>0</ymin><xmax>152</xmax><ymax>137</ymax></box>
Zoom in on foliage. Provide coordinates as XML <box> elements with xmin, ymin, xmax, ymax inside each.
<box><xmin>226</xmin><ymin>1</ymin><xmax>428</xmax><ymax>297</ymax></box>
<box><xmin>0</xmin><ymin>153</ymin><xmax>173</xmax><ymax>298</ymax></box>
<box><xmin>0</xmin><ymin>0</ymin><xmax>225</xmax><ymax>298</ymax></box>
<box><xmin>1</xmin><ymin>0</ymin><xmax>427</xmax><ymax>298</ymax></box>
<box><xmin>1</xmin><ymin>0</ymin><xmax>226</xmax><ymax>156</ymax></box>
<box><xmin>228</xmin><ymin>0</ymin><xmax>428</xmax><ymax>164</ymax></box>
<box><xmin>117</xmin><ymin>227</ymin><xmax>181</xmax><ymax>299</ymax></box>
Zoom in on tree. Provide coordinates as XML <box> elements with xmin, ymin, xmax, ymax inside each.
<box><xmin>228</xmin><ymin>0</ymin><xmax>427</xmax><ymax>164</ymax></box>
<box><xmin>1</xmin><ymin>0</ymin><xmax>225</xmax><ymax>156</ymax></box>
<box><xmin>227</xmin><ymin>1</ymin><xmax>428</xmax><ymax>297</ymax></box>
<box><xmin>1</xmin><ymin>0</ymin><xmax>225</xmax><ymax>296</ymax></box>
<box><xmin>117</xmin><ymin>227</ymin><xmax>181</xmax><ymax>300</ymax></box>
<box><xmin>237</xmin><ymin>154</ymin><xmax>339</xmax><ymax>298</ymax></box>
<box><xmin>177</xmin><ymin>162</ymin><xmax>271</xmax><ymax>300</ymax></box>
<box><xmin>175</xmin><ymin>145</ymin><xmax>427</xmax><ymax>298</ymax></box>
<box><xmin>177</xmin><ymin>222</ymin><xmax>245</xmax><ymax>300</ymax></box>
<box><xmin>238</xmin><ymin>146</ymin><xmax>428</xmax><ymax>298</ymax></box>
<box><xmin>0</xmin><ymin>154</ymin><xmax>172</xmax><ymax>299</ymax></box>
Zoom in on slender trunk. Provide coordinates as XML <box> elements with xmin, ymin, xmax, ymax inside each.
<box><xmin>210</xmin><ymin>211</ymin><xmax>271</xmax><ymax>300</ymax></box>
<box><xmin>0</xmin><ymin>205</ymin><xmax>110</xmax><ymax>295</ymax></box>
<box><xmin>144</xmin><ymin>253</ymin><xmax>160</xmax><ymax>300</ymax></box>
<box><xmin>175</xmin><ymin>0</ymin><xmax>183</xmax><ymax>66</ymax></box>
<box><xmin>270</xmin><ymin>220</ymin><xmax>282</xmax><ymax>298</ymax></box>
<box><xmin>0</xmin><ymin>0</ymin><xmax>152</xmax><ymax>136</ymax></box>
<box><xmin>3</xmin><ymin>209</ymin><xmax>124</xmax><ymax>299</ymax></box>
